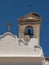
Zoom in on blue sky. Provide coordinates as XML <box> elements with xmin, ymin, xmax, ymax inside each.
<box><xmin>0</xmin><ymin>0</ymin><xmax>49</xmax><ymax>57</ymax></box>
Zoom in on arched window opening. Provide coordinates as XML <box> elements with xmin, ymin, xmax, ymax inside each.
<box><xmin>24</xmin><ymin>26</ymin><xmax>34</xmax><ymax>38</ymax></box>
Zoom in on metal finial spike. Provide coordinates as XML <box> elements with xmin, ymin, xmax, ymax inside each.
<box><xmin>7</xmin><ymin>22</ymin><xmax>12</xmax><ymax>32</ymax></box>
<box><xmin>28</xmin><ymin>4</ymin><xmax>32</xmax><ymax>12</ymax></box>
<box><xmin>29</xmin><ymin>4</ymin><xmax>32</xmax><ymax>8</ymax></box>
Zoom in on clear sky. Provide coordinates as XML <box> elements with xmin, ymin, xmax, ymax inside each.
<box><xmin>0</xmin><ymin>0</ymin><xmax>49</xmax><ymax>57</ymax></box>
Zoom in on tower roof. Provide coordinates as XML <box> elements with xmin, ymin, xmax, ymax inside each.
<box><xmin>18</xmin><ymin>12</ymin><xmax>42</xmax><ymax>22</ymax></box>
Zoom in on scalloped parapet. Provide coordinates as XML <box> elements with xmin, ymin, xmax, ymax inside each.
<box><xmin>0</xmin><ymin>32</ymin><xmax>44</xmax><ymax>57</ymax></box>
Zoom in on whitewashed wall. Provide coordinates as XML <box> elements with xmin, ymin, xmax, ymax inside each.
<box><xmin>0</xmin><ymin>32</ymin><xmax>43</xmax><ymax>57</ymax></box>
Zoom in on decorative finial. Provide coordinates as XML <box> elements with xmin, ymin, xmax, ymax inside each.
<box><xmin>7</xmin><ymin>22</ymin><xmax>12</xmax><ymax>32</ymax></box>
<box><xmin>28</xmin><ymin>4</ymin><xmax>32</xmax><ymax>12</ymax></box>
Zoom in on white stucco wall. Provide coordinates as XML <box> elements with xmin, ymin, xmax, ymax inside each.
<box><xmin>0</xmin><ymin>32</ymin><xmax>43</xmax><ymax>57</ymax></box>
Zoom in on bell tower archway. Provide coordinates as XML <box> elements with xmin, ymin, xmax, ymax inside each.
<box><xmin>24</xmin><ymin>26</ymin><xmax>34</xmax><ymax>38</ymax></box>
<box><xmin>18</xmin><ymin>12</ymin><xmax>42</xmax><ymax>42</ymax></box>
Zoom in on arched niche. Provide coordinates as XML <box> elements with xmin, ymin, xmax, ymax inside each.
<box><xmin>24</xmin><ymin>26</ymin><xmax>34</xmax><ymax>38</ymax></box>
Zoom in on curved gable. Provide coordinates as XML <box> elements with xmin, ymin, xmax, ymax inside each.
<box><xmin>0</xmin><ymin>32</ymin><xmax>16</xmax><ymax>39</ymax></box>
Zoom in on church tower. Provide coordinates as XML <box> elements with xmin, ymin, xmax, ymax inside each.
<box><xmin>18</xmin><ymin>12</ymin><xmax>42</xmax><ymax>42</ymax></box>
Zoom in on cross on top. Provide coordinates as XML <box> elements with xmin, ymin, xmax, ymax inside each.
<box><xmin>28</xmin><ymin>4</ymin><xmax>32</xmax><ymax>12</ymax></box>
<box><xmin>7</xmin><ymin>22</ymin><xmax>12</xmax><ymax>32</ymax></box>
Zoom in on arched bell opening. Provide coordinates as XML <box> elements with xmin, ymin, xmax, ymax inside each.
<box><xmin>24</xmin><ymin>26</ymin><xmax>34</xmax><ymax>38</ymax></box>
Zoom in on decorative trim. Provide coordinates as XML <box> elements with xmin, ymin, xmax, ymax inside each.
<box><xmin>0</xmin><ymin>57</ymin><xmax>44</xmax><ymax>63</ymax></box>
<box><xmin>0</xmin><ymin>32</ymin><xmax>16</xmax><ymax>39</ymax></box>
